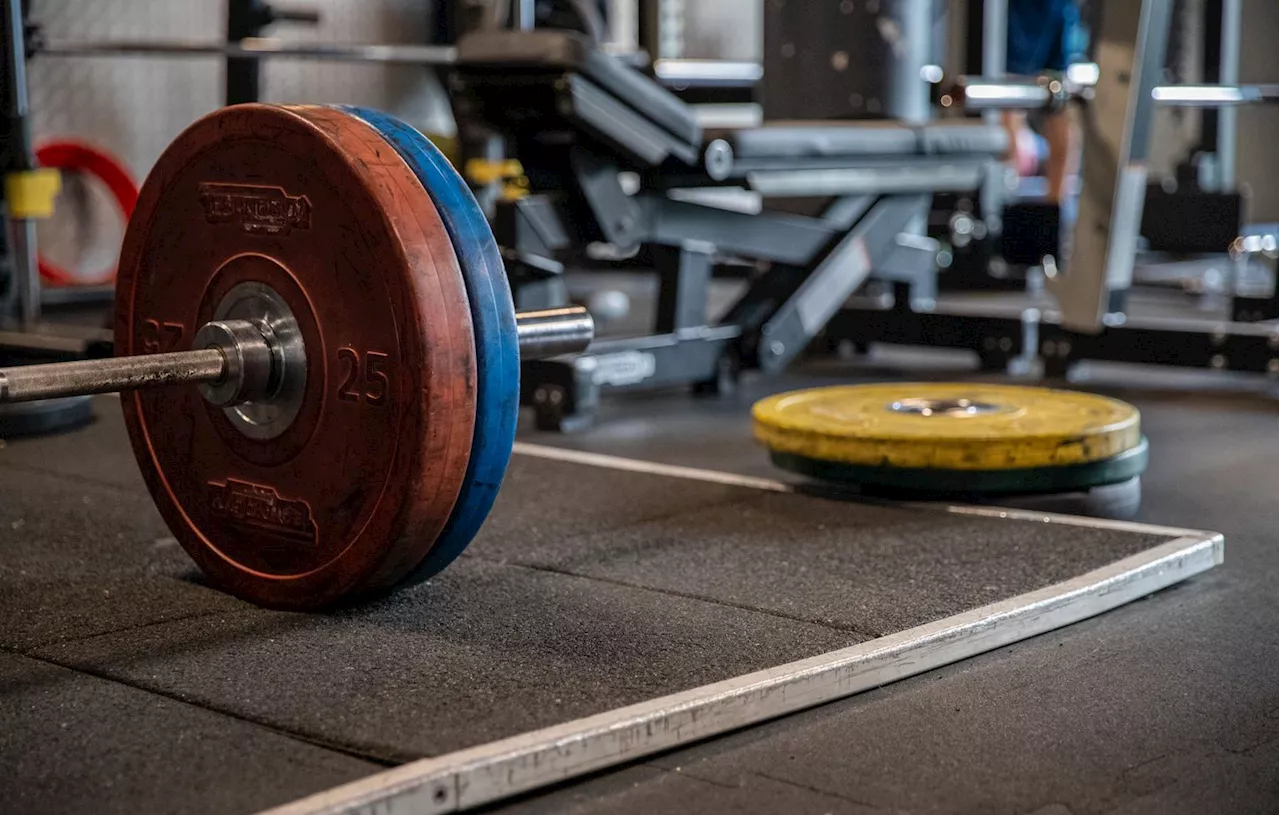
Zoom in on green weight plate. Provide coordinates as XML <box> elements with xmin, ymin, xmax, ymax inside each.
<box><xmin>770</xmin><ymin>436</ymin><xmax>1149</xmax><ymax>497</ymax></box>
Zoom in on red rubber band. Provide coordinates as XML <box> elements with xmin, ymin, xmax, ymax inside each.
<box><xmin>35</xmin><ymin>139</ymin><xmax>139</xmax><ymax>287</ymax></box>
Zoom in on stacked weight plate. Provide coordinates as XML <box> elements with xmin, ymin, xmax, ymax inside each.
<box><xmin>753</xmin><ymin>383</ymin><xmax>1149</xmax><ymax>497</ymax></box>
<box><xmin>114</xmin><ymin>104</ymin><xmax>519</xmax><ymax>608</ymax></box>
<box><xmin>343</xmin><ymin>106</ymin><xmax>521</xmax><ymax>583</ymax></box>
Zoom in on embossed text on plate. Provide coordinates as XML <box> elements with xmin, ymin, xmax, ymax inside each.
<box><xmin>207</xmin><ymin>478</ymin><xmax>317</xmax><ymax>543</ymax></box>
<box><xmin>198</xmin><ymin>183</ymin><xmax>312</xmax><ymax>236</ymax></box>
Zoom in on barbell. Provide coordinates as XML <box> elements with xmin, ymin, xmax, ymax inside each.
<box><xmin>938</xmin><ymin>62</ymin><xmax>1279</xmax><ymax>112</ymax></box>
<box><xmin>0</xmin><ymin>104</ymin><xmax>594</xmax><ymax>611</ymax></box>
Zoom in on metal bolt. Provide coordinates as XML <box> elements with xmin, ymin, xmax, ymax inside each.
<box><xmin>534</xmin><ymin>387</ymin><xmax>548</xmax><ymax>404</ymax></box>
<box><xmin>1211</xmin><ymin>329</ymin><xmax>1227</xmax><ymax>347</ymax></box>
<box><xmin>770</xmin><ymin>341</ymin><xmax>785</xmax><ymax>357</ymax></box>
<box><xmin>1041</xmin><ymin>340</ymin><xmax>1055</xmax><ymax>357</ymax></box>
<box><xmin>1268</xmin><ymin>359</ymin><xmax>1279</xmax><ymax>373</ymax></box>
<box><xmin>549</xmin><ymin>389</ymin><xmax>563</xmax><ymax>405</ymax></box>
<box><xmin>999</xmin><ymin>337</ymin><xmax>1013</xmax><ymax>352</ymax></box>
<box><xmin>1210</xmin><ymin>354</ymin><xmax>1226</xmax><ymax>369</ymax></box>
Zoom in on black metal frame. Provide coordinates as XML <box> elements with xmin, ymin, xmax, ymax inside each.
<box><xmin>450</xmin><ymin>24</ymin><xmax>1014</xmax><ymax>429</ymax></box>
<box><xmin>823</xmin><ymin>283</ymin><xmax>1277</xmax><ymax>377</ymax></box>
<box><xmin>224</xmin><ymin>0</ymin><xmax>320</xmax><ymax>105</ymax></box>
<box><xmin>488</xmin><ymin>157</ymin><xmax>938</xmax><ymax>429</ymax></box>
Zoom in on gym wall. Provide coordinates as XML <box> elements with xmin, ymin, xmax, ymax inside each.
<box><xmin>27</xmin><ymin>0</ymin><xmax>454</xmax><ymax>196</ymax></box>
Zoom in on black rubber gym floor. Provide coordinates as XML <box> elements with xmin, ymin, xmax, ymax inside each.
<box><xmin>498</xmin><ymin>355</ymin><xmax>1278</xmax><ymax>815</ymax></box>
<box><xmin>0</xmin><ymin>365</ymin><xmax>1208</xmax><ymax>808</ymax></box>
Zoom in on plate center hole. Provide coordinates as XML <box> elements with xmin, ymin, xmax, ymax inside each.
<box><xmin>887</xmin><ymin>398</ymin><xmax>1002</xmax><ymax>417</ymax></box>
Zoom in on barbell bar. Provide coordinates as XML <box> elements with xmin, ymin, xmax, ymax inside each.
<box><xmin>0</xmin><ymin>306</ymin><xmax>592</xmax><ymax>404</ymax></box>
<box><xmin>938</xmin><ymin>62</ymin><xmax>1278</xmax><ymax>111</ymax></box>
<box><xmin>34</xmin><ymin>37</ymin><xmax>459</xmax><ymax>65</ymax></box>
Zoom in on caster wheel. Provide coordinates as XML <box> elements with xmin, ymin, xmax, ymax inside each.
<box><xmin>532</xmin><ymin>385</ymin><xmax>595</xmax><ymax>433</ymax></box>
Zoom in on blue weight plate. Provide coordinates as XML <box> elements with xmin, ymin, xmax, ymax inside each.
<box><xmin>342</xmin><ymin>106</ymin><xmax>519</xmax><ymax>582</ymax></box>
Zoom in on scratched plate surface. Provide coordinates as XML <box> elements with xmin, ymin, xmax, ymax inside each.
<box><xmin>113</xmin><ymin>104</ymin><xmax>477</xmax><ymax>610</ymax></box>
<box><xmin>345</xmin><ymin>106</ymin><xmax>521</xmax><ymax>584</ymax></box>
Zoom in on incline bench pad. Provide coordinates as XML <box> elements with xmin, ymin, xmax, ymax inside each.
<box><xmin>457</xmin><ymin>29</ymin><xmax>702</xmax><ymax>146</ymax></box>
<box><xmin>712</xmin><ymin>121</ymin><xmax>1008</xmax><ymax>160</ymax></box>
<box><xmin>456</xmin><ymin>30</ymin><xmax>1006</xmax><ymax>169</ymax></box>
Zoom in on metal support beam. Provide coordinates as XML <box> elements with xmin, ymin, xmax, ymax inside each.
<box><xmin>886</xmin><ymin>0</ymin><xmax>934</xmax><ymax>124</ymax></box>
<box><xmin>1216</xmin><ymin>0</ymin><xmax>1241</xmax><ymax>190</ymax></box>
<box><xmin>654</xmin><ymin>241</ymin><xmax>712</xmax><ymax>333</ymax></box>
<box><xmin>756</xmin><ymin>195</ymin><xmax>929</xmax><ymax>373</ymax></box>
<box><xmin>1049</xmin><ymin>0</ymin><xmax>1175</xmax><ymax>331</ymax></box>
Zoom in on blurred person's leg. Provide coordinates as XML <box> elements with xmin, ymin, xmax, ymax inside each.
<box><xmin>1041</xmin><ymin>108</ymin><xmax>1076</xmax><ymax>204</ymax></box>
<box><xmin>1005</xmin><ymin>0</ymin><xmax>1085</xmax><ymax>204</ymax></box>
<box><xmin>1041</xmin><ymin>0</ymin><xmax>1085</xmax><ymax>204</ymax></box>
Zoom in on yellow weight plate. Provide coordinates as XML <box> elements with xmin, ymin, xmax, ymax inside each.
<box><xmin>752</xmin><ymin>383</ymin><xmax>1141</xmax><ymax>470</ymax></box>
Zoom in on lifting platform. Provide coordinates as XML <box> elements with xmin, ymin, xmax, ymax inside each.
<box><xmin>0</xmin><ymin>396</ymin><xmax>1221</xmax><ymax>814</ymax></box>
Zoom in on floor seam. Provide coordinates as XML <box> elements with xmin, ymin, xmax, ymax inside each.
<box><xmin>749</xmin><ymin>769</ymin><xmax>887</xmax><ymax>809</ymax></box>
<box><xmin>4</xmin><ymin>603</ymin><xmax>229</xmax><ymax>652</ymax></box>
<box><xmin>464</xmin><ymin>554</ymin><xmax>882</xmax><ymax>640</ymax></box>
<box><xmin>6</xmin><ymin>649</ymin><xmax>401</xmax><ymax>769</ymax></box>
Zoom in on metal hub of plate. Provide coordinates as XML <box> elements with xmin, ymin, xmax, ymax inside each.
<box><xmin>887</xmin><ymin>397</ymin><xmax>1002</xmax><ymax>417</ymax></box>
<box><xmin>202</xmin><ymin>280</ymin><xmax>307</xmax><ymax>439</ymax></box>
<box><xmin>114</xmin><ymin>104</ymin><xmax>478</xmax><ymax>609</ymax></box>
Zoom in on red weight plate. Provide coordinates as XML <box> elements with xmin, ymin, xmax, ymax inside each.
<box><xmin>114</xmin><ymin>104</ymin><xmax>477</xmax><ymax>610</ymax></box>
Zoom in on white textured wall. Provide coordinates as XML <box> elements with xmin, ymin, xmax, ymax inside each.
<box><xmin>26</xmin><ymin>0</ymin><xmax>453</xmax><ymax>279</ymax></box>
<box><xmin>663</xmin><ymin>0</ymin><xmax>760</xmax><ymax>60</ymax></box>
<box><xmin>29</xmin><ymin>0</ymin><xmax>453</xmax><ymax>178</ymax></box>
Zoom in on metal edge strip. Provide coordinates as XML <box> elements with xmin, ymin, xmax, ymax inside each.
<box><xmin>508</xmin><ymin>442</ymin><xmax>1214</xmax><ymax>540</ymax></box>
<box><xmin>260</xmin><ymin>532</ymin><xmax>1220</xmax><ymax>815</ymax></box>
<box><xmin>511</xmin><ymin>441</ymin><xmax>792</xmax><ymax>493</ymax></box>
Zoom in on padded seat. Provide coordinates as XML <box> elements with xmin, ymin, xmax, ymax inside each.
<box><xmin>456</xmin><ymin>29</ymin><xmax>1007</xmax><ymax>172</ymax></box>
<box><xmin>711</xmin><ymin>122</ymin><xmax>919</xmax><ymax>159</ymax></box>
<box><xmin>915</xmin><ymin>122</ymin><xmax>1009</xmax><ymax>156</ymax></box>
<box><xmin>710</xmin><ymin>121</ymin><xmax>1008</xmax><ymax>161</ymax></box>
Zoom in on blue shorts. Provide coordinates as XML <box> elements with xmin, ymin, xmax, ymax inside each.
<box><xmin>1006</xmin><ymin>0</ymin><xmax>1086</xmax><ymax>74</ymax></box>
